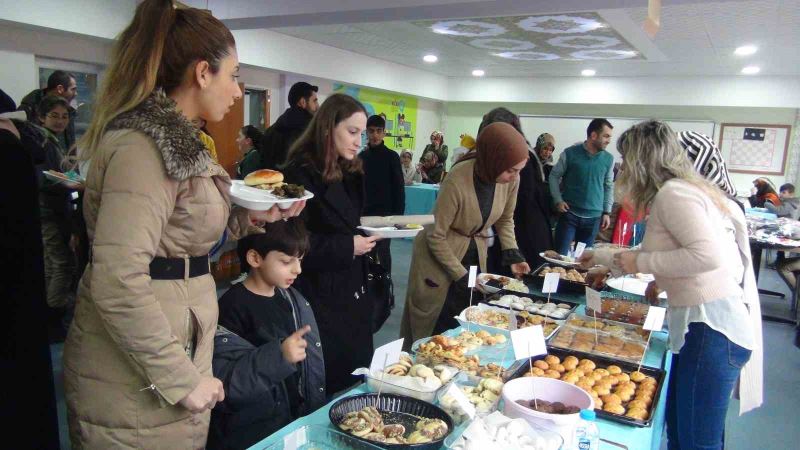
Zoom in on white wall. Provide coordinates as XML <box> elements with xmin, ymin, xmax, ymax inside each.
<box><xmin>0</xmin><ymin>50</ymin><xmax>36</xmax><ymax>104</ymax></box>
<box><xmin>445</xmin><ymin>76</ymin><xmax>800</xmax><ymax>108</ymax></box>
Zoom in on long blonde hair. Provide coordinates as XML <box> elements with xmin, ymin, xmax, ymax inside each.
<box><xmin>79</xmin><ymin>0</ymin><xmax>235</xmax><ymax>161</ymax></box>
<box><xmin>617</xmin><ymin>120</ymin><xmax>729</xmax><ymax>215</ymax></box>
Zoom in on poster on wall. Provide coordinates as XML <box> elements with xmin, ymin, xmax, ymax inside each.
<box><xmin>719</xmin><ymin>123</ymin><xmax>792</xmax><ymax>175</ymax></box>
<box><xmin>333</xmin><ymin>83</ymin><xmax>418</xmax><ymax>152</ymax></box>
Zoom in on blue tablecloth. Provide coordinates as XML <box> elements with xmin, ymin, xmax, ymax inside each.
<box><xmin>249</xmin><ymin>294</ymin><xmax>671</xmax><ymax>450</ymax></box>
<box><xmin>405</xmin><ymin>183</ymin><xmax>440</xmax><ymax>215</ymax></box>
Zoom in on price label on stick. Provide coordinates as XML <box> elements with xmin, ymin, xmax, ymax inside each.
<box><xmin>574</xmin><ymin>242</ymin><xmax>587</xmax><ymax>259</ymax></box>
<box><xmin>444</xmin><ymin>383</ymin><xmax>476</xmax><ymax>420</ymax></box>
<box><xmin>542</xmin><ymin>272</ymin><xmax>560</xmax><ymax>294</ymax></box>
<box><xmin>585</xmin><ymin>287</ymin><xmax>603</xmax><ymax>313</ymax></box>
<box><xmin>643</xmin><ymin>306</ymin><xmax>667</xmax><ymax>331</ymax></box>
<box><xmin>511</xmin><ymin>325</ymin><xmax>547</xmax><ymax>360</ymax></box>
<box><xmin>467</xmin><ymin>265</ymin><xmax>478</xmax><ymax>288</ymax></box>
<box><xmin>369</xmin><ymin>338</ymin><xmax>404</xmax><ymax>373</ymax></box>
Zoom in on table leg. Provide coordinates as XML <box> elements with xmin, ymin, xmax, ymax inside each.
<box><xmin>752</xmin><ymin>244</ymin><xmax>786</xmax><ymax>298</ymax></box>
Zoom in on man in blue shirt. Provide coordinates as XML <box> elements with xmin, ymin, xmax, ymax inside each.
<box><xmin>548</xmin><ymin>118</ymin><xmax>615</xmax><ymax>255</ymax></box>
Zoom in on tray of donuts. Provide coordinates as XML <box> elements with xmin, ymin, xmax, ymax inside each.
<box><xmin>509</xmin><ymin>348</ymin><xmax>666</xmax><ymax>427</ymax></box>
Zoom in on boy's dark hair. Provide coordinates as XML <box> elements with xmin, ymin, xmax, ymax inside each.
<box><xmin>780</xmin><ymin>183</ymin><xmax>795</xmax><ymax>194</ymax></box>
<box><xmin>236</xmin><ymin>218</ymin><xmax>310</xmax><ymax>272</ymax></box>
<box><xmin>37</xmin><ymin>95</ymin><xmax>70</xmax><ymax>119</ymax></box>
<box><xmin>46</xmin><ymin>70</ymin><xmax>74</xmax><ymax>92</ymax></box>
<box><xmin>366</xmin><ymin>114</ymin><xmax>385</xmax><ymax>129</ymax></box>
<box><xmin>587</xmin><ymin>118</ymin><xmax>613</xmax><ymax>138</ymax></box>
<box><xmin>288</xmin><ymin>81</ymin><xmax>318</xmax><ymax>107</ymax></box>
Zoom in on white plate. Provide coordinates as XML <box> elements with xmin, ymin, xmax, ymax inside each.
<box><xmin>606</xmin><ymin>276</ymin><xmax>667</xmax><ymax>299</ymax></box>
<box><xmin>476</xmin><ymin>273</ymin><xmax>512</xmax><ymax>294</ymax></box>
<box><xmin>357</xmin><ymin>226</ymin><xmax>423</xmax><ymax>239</ymax></box>
<box><xmin>538</xmin><ymin>252</ymin><xmax>580</xmax><ymax>267</ymax></box>
<box><xmin>229</xmin><ymin>180</ymin><xmax>314</xmax><ymax>211</ymax></box>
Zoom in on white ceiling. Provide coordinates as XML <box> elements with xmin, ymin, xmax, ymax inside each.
<box><xmin>186</xmin><ymin>0</ymin><xmax>800</xmax><ymax>78</ymax></box>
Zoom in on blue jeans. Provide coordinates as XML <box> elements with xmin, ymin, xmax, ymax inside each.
<box><xmin>666</xmin><ymin>322</ymin><xmax>752</xmax><ymax>450</ymax></box>
<box><xmin>553</xmin><ymin>211</ymin><xmax>601</xmax><ymax>255</ymax></box>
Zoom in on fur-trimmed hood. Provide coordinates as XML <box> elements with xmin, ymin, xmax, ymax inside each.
<box><xmin>108</xmin><ymin>90</ymin><xmax>210</xmax><ymax>181</ymax></box>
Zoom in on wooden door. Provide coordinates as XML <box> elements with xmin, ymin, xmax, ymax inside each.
<box><xmin>206</xmin><ymin>82</ymin><xmax>245</xmax><ymax>178</ymax></box>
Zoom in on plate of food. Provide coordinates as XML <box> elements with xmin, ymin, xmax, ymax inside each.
<box><xmin>43</xmin><ymin>170</ymin><xmax>84</xmax><ymax>185</ymax></box>
<box><xmin>358</xmin><ymin>223</ymin><xmax>423</xmax><ymax>239</ymax></box>
<box><xmin>230</xmin><ymin>169</ymin><xmax>313</xmax><ymax>211</ymax></box>
<box><xmin>477</xmin><ymin>273</ymin><xmax>529</xmax><ymax>294</ymax></box>
<box><xmin>539</xmin><ymin>250</ymin><xmax>580</xmax><ymax>267</ymax></box>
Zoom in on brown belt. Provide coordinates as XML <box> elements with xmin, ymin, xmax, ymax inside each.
<box><xmin>451</xmin><ymin>228</ymin><xmax>490</xmax><ymax>240</ymax></box>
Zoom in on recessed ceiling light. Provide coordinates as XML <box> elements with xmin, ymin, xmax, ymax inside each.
<box><xmin>734</xmin><ymin>45</ymin><xmax>758</xmax><ymax>56</ymax></box>
<box><xmin>423</xmin><ymin>54</ymin><xmax>438</xmax><ymax>63</ymax></box>
<box><xmin>741</xmin><ymin>65</ymin><xmax>760</xmax><ymax>75</ymax></box>
<box><xmin>581</xmin><ymin>69</ymin><xmax>596</xmax><ymax>76</ymax></box>
<box><xmin>472</xmin><ymin>69</ymin><xmax>485</xmax><ymax>77</ymax></box>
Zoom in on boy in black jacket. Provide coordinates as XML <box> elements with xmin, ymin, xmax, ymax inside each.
<box><xmin>208</xmin><ymin>219</ymin><xmax>326</xmax><ymax>450</ymax></box>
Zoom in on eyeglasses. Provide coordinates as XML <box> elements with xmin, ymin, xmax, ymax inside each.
<box><xmin>46</xmin><ymin>113</ymin><xmax>69</xmax><ymax>120</ymax></box>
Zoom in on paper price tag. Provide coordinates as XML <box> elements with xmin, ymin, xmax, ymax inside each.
<box><xmin>370</xmin><ymin>338</ymin><xmax>404</xmax><ymax>373</ymax></box>
<box><xmin>468</xmin><ymin>265</ymin><xmax>478</xmax><ymax>288</ymax></box>
<box><xmin>643</xmin><ymin>306</ymin><xmax>667</xmax><ymax>331</ymax></box>
<box><xmin>585</xmin><ymin>287</ymin><xmax>603</xmax><ymax>312</ymax></box>
<box><xmin>444</xmin><ymin>383</ymin><xmax>476</xmax><ymax>420</ymax></box>
<box><xmin>283</xmin><ymin>426</ymin><xmax>306</xmax><ymax>450</ymax></box>
<box><xmin>542</xmin><ymin>272</ymin><xmax>560</xmax><ymax>293</ymax></box>
<box><xmin>511</xmin><ymin>325</ymin><xmax>547</xmax><ymax>361</ymax></box>
<box><xmin>574</xmin><ymin>242</ymin><xmax>587</xmax><ymax>258</ymax></box>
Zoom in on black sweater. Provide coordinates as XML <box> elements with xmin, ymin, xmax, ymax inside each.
<box><xmin>359</xmin><ymin>142</ymin><xmax>405</xmax><ymax>216</ymax></box>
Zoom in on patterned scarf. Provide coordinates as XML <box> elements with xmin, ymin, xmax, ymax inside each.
<box><xmin>678</xmin><ymin>131</ymin><xmax>736</xmax><ymax>196</ymax></box>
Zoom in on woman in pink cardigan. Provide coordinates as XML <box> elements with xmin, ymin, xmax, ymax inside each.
<box><xmin>580</xmin><ymin>121</ymin><xmax>762</xmax><ymax>450</ymax></box>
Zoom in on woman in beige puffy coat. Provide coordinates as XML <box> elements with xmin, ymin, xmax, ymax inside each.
<box><xmin>63</xmin><ymin>1</ymin><xmax>303</xmax><ymax>448</ymax></box>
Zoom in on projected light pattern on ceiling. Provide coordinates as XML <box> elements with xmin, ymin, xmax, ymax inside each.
<box><xmin>416</xmin><ymin>12</ymin><xmax>642</xmax><ymax>61</ymax></box>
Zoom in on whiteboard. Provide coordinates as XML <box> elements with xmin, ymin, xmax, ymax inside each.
<box><xmin>519</xmin><ymin>115</ymin><xmax>716</xmax><ymax>162</ymax></box>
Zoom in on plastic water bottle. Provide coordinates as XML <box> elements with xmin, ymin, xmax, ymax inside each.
<box><xmin>574</xmin><ymin>409</ymin><xmax>599</xmax><ymax>450</ymax></box>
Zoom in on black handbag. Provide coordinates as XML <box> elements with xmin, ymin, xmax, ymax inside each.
<box><xmin>367</xmin><ymin>249</ymin><xmax>395</xmax><ymax>333</ymax></box>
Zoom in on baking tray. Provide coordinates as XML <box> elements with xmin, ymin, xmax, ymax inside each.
<box><xmin>584</xmin><ymin>295</ymin><xmax>651</xmax><ymax>326</ymax></box>
<box><xmin>525</xmin><ymin>263</ymin><xmax>591</xmax><ymax>295</ymax></box>
<box><xmin>507</xmin><ymin>347</ymin><xmax>666</xmax><ymax>428</ymax></box>
<box><xmin>549</xmin><ymin>314</ymin><xmax>650</xmax><ymax>364</ymax></box>
<box><xmin>456</xmin><ymin>304</ymin><xmax>563</xmax><ymax>338</ymax></box>
<box><xmin>483</xmin><ymin>292</ymin><xmax>578</xmax><ymax>320</ymax></box>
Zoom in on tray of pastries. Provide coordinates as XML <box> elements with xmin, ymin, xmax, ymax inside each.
<box><xmin>548</xmin><ymin>314</ymin><xmax>650</xmax><ymax>363</ymax></box>
<box><xmin>485</xmin><ymin>293</ymin><xmax>577</xmax><ymax>320</ymax></box>
<box><xmin>584</xmin><ymin>295</ymin><xmax>651</xmax><ymax>326</ymax></box>
<box><xmin>510</xmin><ymin>347</ymin><xmax>666</xmax><ymax>427</ymax></box>
<box><xmin>526</xmin><ymin>263</ymin><xmax>595</xmax><ymax>295</ymax></box>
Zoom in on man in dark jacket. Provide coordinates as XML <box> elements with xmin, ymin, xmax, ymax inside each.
<box><xmin>19</xmin><ymin>70</ymin><xmax>78</xmax><ymax>150</ymax></box>
<box><xmin>359</xmin><ymin>115</ymin><xmax>404</xmax><ymax>331</ymax></box>
<box><xmin>258</xmin><ymin>81</ymin><xmax>318</xmax><ymax>170</ymax></box>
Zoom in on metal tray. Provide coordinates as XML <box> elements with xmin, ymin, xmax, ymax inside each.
<box><xmin>483</xmin><ymin>292</ymin><xmax>578</xmax><ymax>320</ymax></box>
<box><xmin>507</xmin><ymin>347</ymin><xmax>666</xmax><ymax>428</ymax></box>
<box><xmin>526</xmin><ymin>263</ymin><xmax>591</xmax><ymax>295</ymax></box>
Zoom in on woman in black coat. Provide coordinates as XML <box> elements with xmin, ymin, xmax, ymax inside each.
<box><xmin>283</xmin><ymin>93</ymin><xmax>378</xmax><ymax>395</ymax></box>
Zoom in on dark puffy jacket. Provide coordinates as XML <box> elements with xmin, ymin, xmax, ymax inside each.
<box><xmin>208</xmin><ymin>286</ymin><xmax>325</xmax><ymax>450</ymax></box>
<box><xmin>258</xmin><ymin>107</ymin><xmax>312</xmax><ymax>170</ymax></box>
